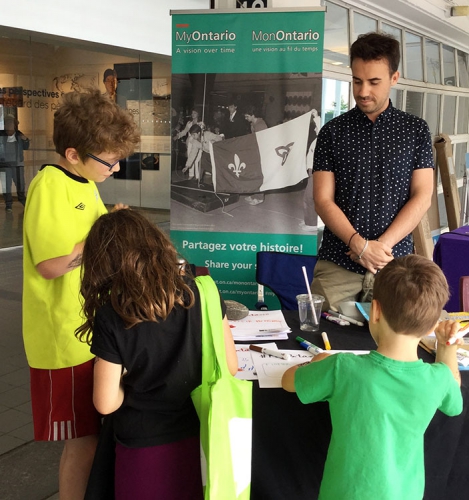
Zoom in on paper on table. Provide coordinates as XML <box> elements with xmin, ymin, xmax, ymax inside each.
<box><xmin>229</xmin><ymin>310</ymin><xmax>291</xmax><ymax>341</ymax></box>
<box><xmin>253</xmin><ymin>349</ymin><xmax>370</xmax><ymax>388</ymax></box>
<box><xmin>234</xmin><ymin>342</ymin><xmax>278</xmax><ymax>380</ymax></box>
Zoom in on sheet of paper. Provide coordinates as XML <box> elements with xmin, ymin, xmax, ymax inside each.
<box><xmin>229</xmin><ymin>310</ymin><xmax>291</xmax><ymax>341</ymax></box>
<box><xmin>234</xmin><ymin>342</ymin><xmax>278</xmax><ymax>380</ymax></box>
<box><xmin>252</xmin><ymin>350</ymin><xmax>370</xmax><ymax>388</ymax></box>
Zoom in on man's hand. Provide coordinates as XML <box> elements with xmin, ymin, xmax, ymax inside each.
<box><xmin>347</xmin><ymin>237</ymin><xmax>393</xmax><ymax>273</ymax></box>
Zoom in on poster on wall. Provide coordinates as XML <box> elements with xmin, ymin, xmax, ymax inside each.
<box><xmin>171</xmin><ymin>8</ymin><xmax>324</xmax><ymax>308</ymax></box>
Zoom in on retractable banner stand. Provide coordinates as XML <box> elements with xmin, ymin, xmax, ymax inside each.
<box><xmin>171</xmin><ymin>8</ymin><xmax>324</xmax><ymax>308</ymax></box>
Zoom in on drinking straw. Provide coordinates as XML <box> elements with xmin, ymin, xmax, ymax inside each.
<box><xmin>301</xmin><ymin>266</ymin><xmax>318</xmax><ymax>324</ymax></box>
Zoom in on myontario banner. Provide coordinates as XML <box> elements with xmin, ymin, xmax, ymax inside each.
<box><xmin>171</xmin><ymin>8</ymin><xmax>324</xmax><ymax>308</ymax></box>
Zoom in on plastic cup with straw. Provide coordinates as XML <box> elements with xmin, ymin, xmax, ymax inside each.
<box><xmin>301</xmin><ymin>266</ymin><xmax>318</xmax><ymax>326</ymax></box>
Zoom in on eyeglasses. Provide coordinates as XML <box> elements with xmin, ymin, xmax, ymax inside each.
<box><xmin>86</xmin><ymin>153</ymin><xmax>120</xmax><ymax>171</ymax></box>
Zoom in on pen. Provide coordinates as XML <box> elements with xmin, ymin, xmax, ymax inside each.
<box><xmin>321</xmin><ymin>331</ymin><xmax>331</xmax><ymax>350</ymax></box>
<box><xmin>446</xmin><ymin>324</ymin><xmax>469</xmax><ymax>345</ymax></box>
<box><xmin>249</xmin><ymin>344</ymin><xmax>291</xmax><ymax>360</ymax></box>
<box><xmin>328</xmin><ymin>310</ymin><xmax>364</xmax><ymax>327</ymax></box>
<box><xmin>321</xmin><ymin>312</ymin><xmax>350</xmax><ymax>326</ymax></box>
<box><xmin>296</xmin><ymin>336</ymin><xmax>324</xmax><ymax>355</ymax></box>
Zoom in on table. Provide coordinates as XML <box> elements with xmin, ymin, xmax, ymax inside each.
<box><xmin>433</xmin><ymin>226</ymin><xmax>469</xmax><ymax>312</ymax></box>
<box><xmin>248</xmin><ymin>311</ymin><xmax>469</xmax><ymax>500</ymax></box>
<box><xmin>85</xmin><ymin>311</ymin><xmax>469</xmax><ymax>500</ymax></box>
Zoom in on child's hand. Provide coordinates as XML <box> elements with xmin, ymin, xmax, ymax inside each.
<box><xmin>434</xmin><ymin>320</ymin><xmax>465</xmax><ymax>347</ymax></box>
<box><xmin>111</xmin><ymin>203</ymin><xmax>129</xmax><ymax>212</ymax></box>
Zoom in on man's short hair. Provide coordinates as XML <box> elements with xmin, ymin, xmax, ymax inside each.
<box><xmin>53</xmin><ymin>89</ymin><xmax>140</xmax><ymax>160</ymax></box>
<box><xmin>350</xmin><ymin>31</ymin><xmax>400</xmax><ymax>75</ymax></box>
<box><xmin>103</xmin><ymin>68</ymin><xmax>117</xmax><ymax>82</ymax></box>
<box><xmin>373</xmin><ymin>255</ymin><xmax>449</xmax><ymax>337</ymax></box>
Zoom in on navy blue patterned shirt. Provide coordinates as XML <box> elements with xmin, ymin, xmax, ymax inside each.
<box><xmin>313</xmin><ymin>102</ymin><xmax>434</xmax><ymax>274</ymax></box>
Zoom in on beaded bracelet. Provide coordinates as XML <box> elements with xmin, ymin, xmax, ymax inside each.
<box><xmin>356</xmin><ymin>239</ymin><xmax>369</xmax><ymax>260</ymax></box>
<box><xmin>348</xmin><ymin>231</ymin><xmax>359</xmax><ymax>248</ymax></box>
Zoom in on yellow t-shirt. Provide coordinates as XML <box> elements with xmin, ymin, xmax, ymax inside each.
<box><xmin>23</xmin><ymin>165</ymin><xmax>108</xmax><ymax>369</ymax></box>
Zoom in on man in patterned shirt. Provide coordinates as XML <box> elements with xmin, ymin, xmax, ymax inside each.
<box><xmin>310</xmin><ymin>32</ymin><xmax>434</xmax><ymax>311</ymax></box>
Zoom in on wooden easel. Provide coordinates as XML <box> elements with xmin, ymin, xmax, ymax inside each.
<box><xmin>434</xmin><ymin>134</ymin><xmax>461</xmax><ymax>231</ymax></box>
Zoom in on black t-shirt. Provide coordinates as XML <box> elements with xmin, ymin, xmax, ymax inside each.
<box><xmin>90</xmin><ymin>280</ymin><xmax>226</xmax><ymax>448</ymax></box>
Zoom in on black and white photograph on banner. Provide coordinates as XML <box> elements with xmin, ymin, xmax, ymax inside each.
<box><xmin>170</xmin><ymin>72</ymin><xmax>322</xmax><ymax>235</ymax></box>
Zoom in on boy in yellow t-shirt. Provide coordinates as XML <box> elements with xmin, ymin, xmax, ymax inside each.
<box><xmin>23</xmin><ymin>89</ymin><xmax>139</xmax><ymax>499</ymax></box>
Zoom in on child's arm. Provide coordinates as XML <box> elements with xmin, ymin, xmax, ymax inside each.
<box><xmin>281</xmin><ymin>365</ymin><xmax>300</xmax><ymax>393</ymax></box>
<box><xmin>282</xmin><ymin>353</ymin><xmax>331</xmax><ymax>392</ymax></box>
<box><xmin>36</xmin><ymin>241</ymin><xmax>84</xmax><ymax>280</ymax></box>
<box><xmin>223</xmin><ymin>315</ymin><xmax>238</xmax><ymax>376</ymax></box>
<box><xmin>434</xmin><ymin>320</ymin><xmax>462</xmax><ymax>386</ymax></box>
<box><xmin>93</xmin><ymin>356</ymin><xmax>124</xmax><ymax>415</ymax></box>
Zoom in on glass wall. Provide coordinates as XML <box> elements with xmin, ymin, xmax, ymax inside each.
<box><xmin>0</xmin><ymin>32</ymin><xmax>171</xmax><ymax>248</ymax></box>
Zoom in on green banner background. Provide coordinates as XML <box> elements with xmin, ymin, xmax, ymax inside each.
<box><xmin>172</xmin><ymin>230</ymin><xmax>316</xmax><ymax>309</ymax></box>
<box><xmin>172</xmin><ymin>10</ymin><xmax>324</xmax><ymax>74</ymax></box>
<box><xmin>171</xmin><ymin>9</ymin><xmax>324</xmax><ymax>308</ymax></box>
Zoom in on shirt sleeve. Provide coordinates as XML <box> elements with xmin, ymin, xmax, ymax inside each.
<box><xmin>414</xmin><ymin>119</ymin><xmax>434</xmax><ymax>170</ymax></box>
<box><xmin>90</xmin><ymin>308</ymin><xmax>123</xmax><ymax>365</ymax></box>
<box><xmin>437</xmin><ymin>363</ymin><xmax>463</xmax><ymax>417</ymax></box>
<box><xmin>295</xmin><ymin>353</ymin><xmax>340</xmax><ymax>404</ymax></box>
<box><xmin>312</xmin><ymin>125</ymin><xmax>334</xmax><ymax>173</ymax></box>
<box><xmin>25</xmin><ymin>174</ymin><xmax>79</xmax><ymax>264</ymax></box>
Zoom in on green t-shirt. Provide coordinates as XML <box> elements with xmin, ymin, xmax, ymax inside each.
<box><xmin>23</xmin><ymin>165</ymin><xmax>108</xmax><ymax>369</ymax></box>
<box><xmin>295</xmin><ymin>351</ymin><xmax>462</xmax><ymax>500</ymax></box>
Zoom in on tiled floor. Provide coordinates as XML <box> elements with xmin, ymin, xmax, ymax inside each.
<box><xmin>0</xmin><ymin>202</ymin><xmax>170</xmax><ymax>499</ymax></box>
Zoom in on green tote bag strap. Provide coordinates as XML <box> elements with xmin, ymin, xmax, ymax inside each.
<box><xmin>193</xmin><ymin>275</ymin><xmax>252</xmax><ymax>500</ymax></box>
<box><xmin>195</xmin><ymin>275</ymin><xmax>229</xmax><ymax>373</ymax></box>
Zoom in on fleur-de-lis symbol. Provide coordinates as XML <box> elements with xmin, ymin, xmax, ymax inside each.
<box><xmin>228</xmin><ymin>154</ymin><xmax>246</xmax><ymax>177</ymax></box>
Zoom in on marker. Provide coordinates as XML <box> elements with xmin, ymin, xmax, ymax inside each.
<box><xmin>249</xmin><ymin>344</ymin><xmax>290</xmax><ymax>360</ymax></box>
<box><xmin>296</xmin><ymin>336</ymin><xmax>324</xmax><ymax>355</ymax></box>
<box><xmin>321</xmin><ymin>312</ymin><xmax>350</xmax><ymax>326</ymax></box>
<box><xmin>321</xmin><ymin>331</ymin><xmax>331</xmax><ymax>350</ymax></box>
<box><xmin>328</xmin><ymin>310</ymin><xmax>364</xmax><ymax>327</ymax></box>
<box><xmin>446</xmin><ymin>324</ymin><xmax>469</xmax><ymax>345</ymax></box>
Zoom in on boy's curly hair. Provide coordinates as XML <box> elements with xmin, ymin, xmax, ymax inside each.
<box><xmin>53</xmin><ymin>89</ymin><xmax>140</xmax><ymax>161</ymax></box>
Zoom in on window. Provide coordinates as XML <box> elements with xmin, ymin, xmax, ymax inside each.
<box><xmin>405</xmin><ymin>91</ymin><xmax>424</xmax><ymax>118</ymax></box>
<box><xmin>405</xmin><ymin>32</ymin><xmax>423</xmax><ymax>81</ymax></box>
<box><xmin>322</xmin><ymin>78</ymin><xmax>350</xmax><ymax>124</ymax></box>
<box><xmin>382</xmin><ymin>23</ymin><xmax>403</xmax><ymax>73</ymax></box>
<box><xmin>458</xmin><ymin>50</ymin><xmax>469</xmax><ymax>88</ymax></box>
<box><xmin>390</xmin><ymin>88</ymin><xmax>404</xmax><ymax>110</ymax></box>
<box><xmin>425</xmin><ymin>39</ymin><xmax>441</xmax><ymax>84</ymax></box>
<box><xmin>324</xmin><ymin>1</ymin><xmax>349</xmax><ymax>67</ymax></box>
<box><xmin>425</xmin><ymin>93</ymin><xmax>441</xmax><ymax>136</ymax></box>
<box><xmin>443</xmin><ymin>45</ymin><xmax>456</xmax><ymax>86</ymax></box>
<box><xmin>457</xmin><ymin>96</ymin><xmax>469</xmax><ymax>135</ymax></box>
<box><xmin>353</xmin><ymin>13</ymin><xmax>377</xmax><ymax>42</ymax></box>
<box><xmin>442</xmin><ymin>95</ymin><xmax>457</xmax><ymax>134</ymax></box>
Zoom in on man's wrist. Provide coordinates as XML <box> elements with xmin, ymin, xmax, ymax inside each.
<box><xmin>347</xmin><ymin>231</ymin><xmax>359</xmax><ymax>247</ymax></box>
<box><xmin>350</xmin><ymin>234</ymin><xmax>367</xmax><ymax>255</ymax></box>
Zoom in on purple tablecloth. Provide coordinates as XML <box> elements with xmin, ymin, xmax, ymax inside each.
<box><xmin>433</xmin><ymin>226</ymin><xmax>469</xmax><ymax>312</ymax></box>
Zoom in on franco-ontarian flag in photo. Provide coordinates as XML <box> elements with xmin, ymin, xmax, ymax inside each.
<box><xmin>209</xmin><ymin>111</ymin><xmax>311</xmax><ymax>194</ymax></box>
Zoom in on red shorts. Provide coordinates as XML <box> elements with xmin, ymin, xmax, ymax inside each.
<box><xmin>30</xmin><ymin>359</ymin><xmax>101</xmax><ymax>441</ymax></box>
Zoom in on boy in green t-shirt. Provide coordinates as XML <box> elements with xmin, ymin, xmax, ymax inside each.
<box><xmin>282</xmin><ymin>255</ymin><xmax>463</xmax><ymax>500</ymax></box>
<box><xmin>23</xmin><ymin>89</ymin><xmax>139</xmax><ymax>499</ymax></box>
